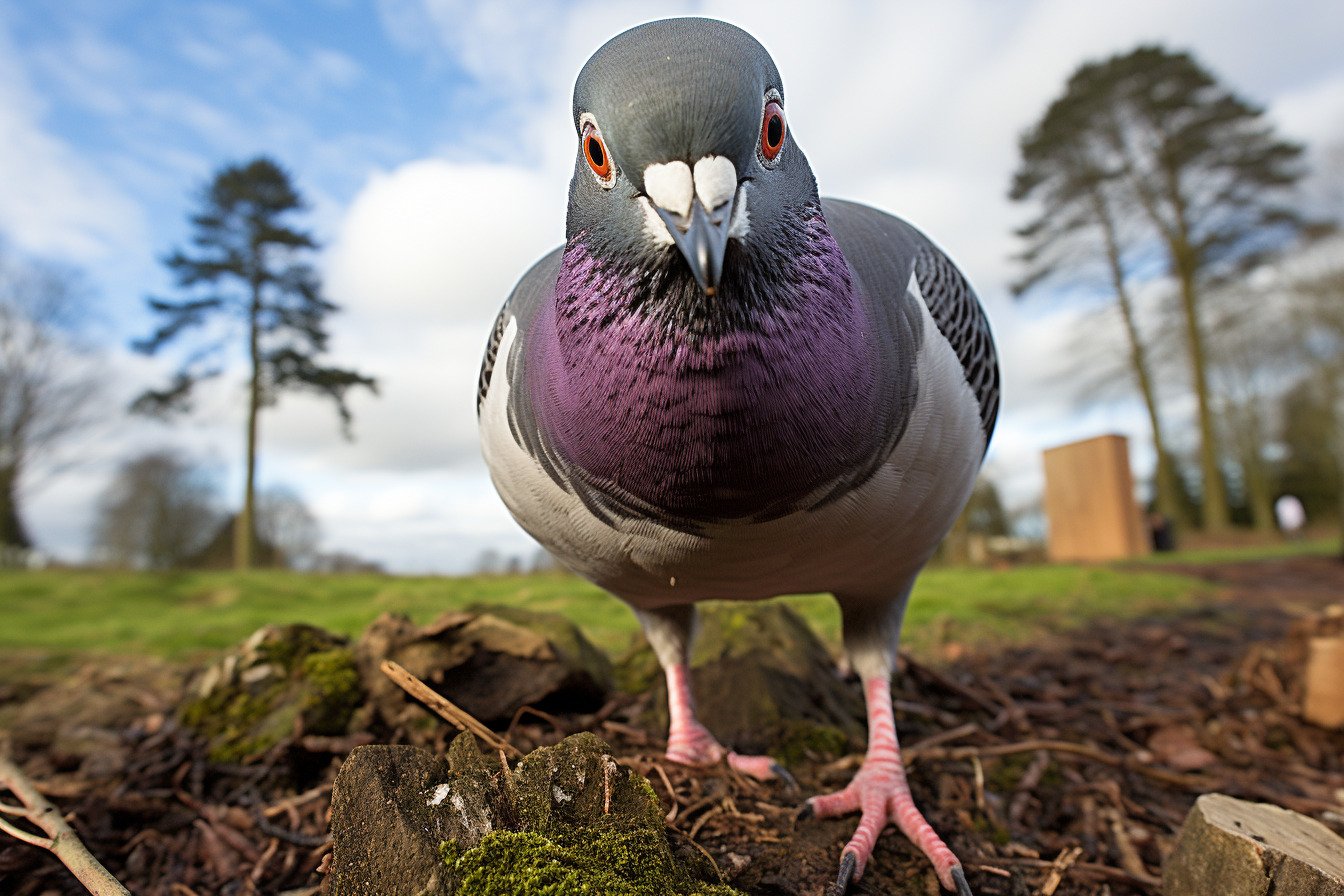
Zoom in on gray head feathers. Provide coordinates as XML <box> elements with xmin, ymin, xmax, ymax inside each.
<box><xmin>573</xmin><ymin>18</ymin><xmax>782</xmax><ymax>192</ymax></box>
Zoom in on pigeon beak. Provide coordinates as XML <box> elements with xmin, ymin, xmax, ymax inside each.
<box><xmin>655</xmin><ymin>191</ymin><xmax>735</xmax><ymax>297</ymax></box>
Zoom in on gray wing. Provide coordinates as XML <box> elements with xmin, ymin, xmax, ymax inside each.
<box><xmin>476</xmin><ymin>247</ymin><xmax>564</xmax><ymax>416</ymax></box>
<box><xmin>822</xmin><ymin>198</ymin><xmax>999</xmax><ymax>448</ymax></box>
<box><xmin>912</xmin><ymin>245</ymin><xmax>999</xmax><ymax>444</ymax></box>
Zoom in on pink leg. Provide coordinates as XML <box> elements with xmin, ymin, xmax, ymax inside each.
<box><xmin>663</xmin><ymin>663</ymin><xmax>783</xmax><ymax>782</ymax></box>
<box><xmin>806</xmin><ymin>677</ymin><xmax>968</xmax><ymax>893</ymax></box>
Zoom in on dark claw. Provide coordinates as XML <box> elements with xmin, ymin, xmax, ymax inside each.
<box><xmin>825</xmin><ymin>851</ymin><xmax>857</xmax><ymax>896</ymax></box>
<box><xmin>769</xmin><ymin>761</ymin><xmax>799</xmax><ymax>793</ymax></box>
<box><xmin>795</xmin><ymin>800</ymin><xmax>815</xmax><ymax>822</ymax></box>
<box><xmin>949</xmin><ymin>865</ymin><xmax>973</xmax><ymax>896</ymax></box>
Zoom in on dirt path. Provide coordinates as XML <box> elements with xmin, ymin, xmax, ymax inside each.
<box><xmin>2</xmin><ymin>556</ymin><xmax>1341</xmax><ymax>896</ymax></box>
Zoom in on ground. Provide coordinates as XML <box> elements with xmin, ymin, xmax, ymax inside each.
<box><xmin>1</xmin><ymin>554</ymin><xmax>1343</xmax><ymax>896</ymax></box>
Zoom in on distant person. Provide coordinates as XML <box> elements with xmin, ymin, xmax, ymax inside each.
<box><xmin>1275</xmin><ymin>494</ymin><xmax>1306</xmax><ymax>540</ymax></box>
<box><xmin>1148</xmin><ymin>512</ymin><xmax>1175</xmax><ymax>552</ymax></box>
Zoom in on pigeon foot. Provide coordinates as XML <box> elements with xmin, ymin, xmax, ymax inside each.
<box><xmin>805</xmin><ymin>754</ymin><xmax>967</xmax><ymax>893</ymax></box>
<box><xmin>665</xmin><ymin>719</ymin><xmax>792</xmax><ymax>784</ymax></box>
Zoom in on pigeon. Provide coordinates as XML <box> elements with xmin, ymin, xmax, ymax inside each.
<box><xmin>477</xmin><ymin>17</ymin><xmax>998</xmax><ymax>896</ymax></box>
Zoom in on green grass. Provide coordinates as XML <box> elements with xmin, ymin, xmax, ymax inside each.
<box><xmin>1130</xmin><ymin>536</ymin><xmax>1339</xmax><ymax>566</ymax></box>
<box><xmin>0</xmin><ymin>562</ymin><xmax>1214</xmax><ymax>667</ymax></box>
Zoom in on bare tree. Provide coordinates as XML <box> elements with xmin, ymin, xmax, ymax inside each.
<box><xmin>1203</xmin><ymin>285</ymin><xmax>1296</xmax><ymax>532</ymax></box>
<box><xmin>0</xmin><ymin>246</ymin><xmax>101</xmax><ymax>560</ymax></box>
<box><xmin>1289</xmin><ymin>256</ymin><xmax>1344</xmax><ymax>552</ymax></box>
<box><xmin>90</xmin><ymin>450</ymin><xmax>224</xmax><ymax>569</ymax></box>
<box><xmin>1010</xmin><ymin>107</ymin><xmax>1189</xmax><ymax>528</ymax></box>
<box><xmin>255</xmin><ymin>485</ymin><xmax>321</xmax><ymax>569</ymax></box>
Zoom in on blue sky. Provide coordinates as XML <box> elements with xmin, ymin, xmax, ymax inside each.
<box><xmin>3</xmin><ymin>0</ymin><xmax>1343</xmax><ymax>572</ymax></box>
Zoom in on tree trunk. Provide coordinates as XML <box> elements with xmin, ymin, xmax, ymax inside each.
<box><xmin>1093</xmin><ymin>190</ymin><xmax>1189</xmax><ymax>531</ymax></box>
<box><xmin>1243</xmin><ymin>449</ymin><xmax>1276</xmax><ymax>535</ymax></box>
<box><xmin>0</xmin><ymin>463</ymin><xmax>33</xmax><ymax>555</ymax></box>
<box><xmin>234</xmin><ymin>274</ymin><xmax>263</xmax><ymax>571</ymax></box>
<box><xmin>1174</xmin><ymin>253</ymin><xmax>1231</xmax><ymax>532</ymax></box>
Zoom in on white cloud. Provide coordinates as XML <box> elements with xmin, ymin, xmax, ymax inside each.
<box><xmin>11</xmin><ymin>1</ymin><xmax>1344</xmax><ymax>571</ymax></box>
<box><xmin>0</xmin><ymin>22</ymin><xmax>144</xmax><ymax>262</ymax></box>
<box><xmin>325</xmin><ymin>159</ymin><xmax>565</xmax><ymax>323</ymax></box>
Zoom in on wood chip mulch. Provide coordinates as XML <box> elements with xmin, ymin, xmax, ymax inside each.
<box><xmin>2</xmin><ymin>555</ymin><xmax>1342</xmax><ymax>896</ymax></box>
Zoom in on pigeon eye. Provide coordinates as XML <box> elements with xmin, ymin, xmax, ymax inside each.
<box><xmin>760</xmin><ymin>100</ymin><xmax>786</xmax><ymax>162</ymax></box>
<box><xmin>583</xmin><ymin>125</ymin><xmax>614</xmax><ymax>184</ymax></box>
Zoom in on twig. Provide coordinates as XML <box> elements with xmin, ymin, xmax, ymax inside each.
<box><xmin>379</xmin><ymin>660</ymin><xmax>522</xmax><ymax>758</ymax></box>
<box><xmin>1004</xmin><ymin>854</ymin><xmax>1157</xmax><ymax>888</ymax></box>
<box><xmin>261</xmin><ymin>784</ymin><xmax>330</xmax><ymax>819</ymax></box>
<box><xmin>908</xmin><ymin>738</ymin><xmax>1217</xmax><ymax>790</ymax></box>
<box><xmin>252</xmin><ymin>812</ymin><xmax>330</xmax><ymax>848</ymax></box>
<box><xmin>1101</xmin><ymin>806</ymin><xmax>1160</xmax><ymax>887</ymax></box>
<box><xmin>1036</xmin><ymin>845</ymin><xmax>1082</xmax><ymax>896</ymax></box>
<box><xmin>0</xmin><ymin>757</ymin><xmax>132</xmax><ymax>895</ymax></box>
<box><xmin>649</xmin><ymin>763</ymin><xmax>681</xmax><ymax>822</ymax></box>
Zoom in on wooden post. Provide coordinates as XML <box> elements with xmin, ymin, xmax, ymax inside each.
<box><xmin>1042</xmin><ymin>434</ymin><xmax>1151</xmax><ymax>562</ymax></box>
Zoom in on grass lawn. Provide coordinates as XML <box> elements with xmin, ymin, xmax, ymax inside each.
<box><xmin>1130</xmin><ymin>535</ymin><xmax>1339</xmax><ymax>566</ymax></box>
<box><xmin>0</xmin><ymin>559</ymin><xmax>1220</xmax><ymax>668</ymax></box>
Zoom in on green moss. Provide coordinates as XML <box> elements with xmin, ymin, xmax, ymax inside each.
<box><xmin>770</xmin><ymin>721</ymin><xmax>851</xmax><ymax>765</ymax></box>
<box><xmin>435</xmin><ymin>733</ymin><xmax>744</xmax><ymax>896</ymax></box>
<box><xmin>181</xmin><ymin>684</ymin><xmax>295</xmax><ymax>763</ymax></box>
<box><xmin>255</xmin><ymin>624</ymin><xmax>343</xmax><ymax>670</ymax></box>
<box><xmin>178</xmin><ymin>628</ymin><xmax>361</xmax><ymax>762</ymax></box>
<box><xmin>447</xmin><ymin>828</ymin><xmax>742</xmax><ymax>896</ymax></box>
<box><xmin>611</xmin><ymin>641</ymin><xmax>660</xmax><ymax>695</ymax></box>
<box><xmin>299</xmin><ymin>648</ymin><xmax>361</xmax><ymax>734</ymax></box>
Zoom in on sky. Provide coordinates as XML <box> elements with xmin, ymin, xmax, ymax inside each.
<box><xmin>2</xmin><ymin>0</ymin><xmax>1342</xmax><ymax>573</ymax></box>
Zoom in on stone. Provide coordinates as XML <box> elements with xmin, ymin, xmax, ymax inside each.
<box><xmin>648</xmin><ymin>602</ymin><xmax>863</xmax><ymax>760</ymax></box>
<box><xmin>1164</xmin><ymin>793</ymin><xmax>1344</xmax><ymax>896</ymax></box>
<box><xmin>178</xmin><ymin>623</ymin><xmax>362</xmax><ymax>762</ymax></box>
<box><xmin>357</xmin><ymin>607</ymin><xmax>613</xmax><ymax>732</ymax></box>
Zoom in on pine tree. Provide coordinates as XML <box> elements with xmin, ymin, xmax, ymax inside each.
<box><xmin>132</xmin><ymin>157</ymin><xmax>377</xmax><ymax>569</ymax></box>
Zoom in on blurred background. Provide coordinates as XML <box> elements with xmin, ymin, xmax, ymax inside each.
<box><xmin>2</xmin><ymin>0</ymin><xmax>1342</xmax><ymax>575</ymax></box>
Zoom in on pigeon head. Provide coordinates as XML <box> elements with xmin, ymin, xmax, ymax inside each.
<box><xmin>568</xmin><ymin>18</ymin><xmax>819</xmax><ymax>297</ymax></box>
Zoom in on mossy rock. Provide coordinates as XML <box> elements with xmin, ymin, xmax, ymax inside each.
<box><xmin>329</xmin><ymin>733</ymin><xmax>744</xmax><ymax>896</ymax></box>
<box><xmin>180</xmin><ymin>623</ymin><xmax>362</xmax><ymax>763</ymax></box>
<box><xmin>647</xmin><ymin>602</ymin><xmax>864</xmax><ymax>757</ymax></box>
<box><xmin>358</xmin><ymin>607</ymin><xmax>613</xmax><ymax>733</ymax></box>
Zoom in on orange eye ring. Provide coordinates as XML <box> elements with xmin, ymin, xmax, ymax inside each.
<box><xmin>583</xmin><ymin>126</ymin><xmax>613</xmax><ymax>181</ymax></box>
<box><xmin>760</xmin><ymin>100</ymin><xmax>786</xmax><ymax>161</ymax></box>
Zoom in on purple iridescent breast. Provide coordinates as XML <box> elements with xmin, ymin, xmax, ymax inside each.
<box><xmin>525</xmin><ymin>214</ymin><xmax>883</xmax><ymax>522</ymax></box>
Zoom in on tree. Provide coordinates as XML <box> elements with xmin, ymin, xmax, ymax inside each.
<box><xmin>0</xmin><ymin>247</ymin><xmax>101</xmax><ymax>559</ymax></box>
<box><xmin>131</xmin><ymin>158</ymin><xmax>377</xmax><ymax>569</ymax></box>
<box><xmin>1010</xmin><ymin>99</ymin><xmax>1188</xmax><ymax>529</ymax></box>
<box><xmin>940</xmin><ymin>476</ymin><xmax>1011</xmax><ymax>564</ymax></box>
<box><xmin>1287</xmin><ymin>257</ymin><xmax>1344</xmax><ymax>552</ymax></box>
<box><xmin>1012</xmin><ymin>45</ymin><xmax>1313</xmax><ymax>532</ymax></box>
<box><xmin>255</xmin><ymin>485</ymin><xmax>321</xmax><ymax>569</ymax></box>
<box><xmin>90</xmin><ymin>450</ymin><xmax>224</xmax><ymax>569</ymax></box>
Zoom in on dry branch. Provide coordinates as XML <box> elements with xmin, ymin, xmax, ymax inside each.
<box><xmin>379</xmin><ymin>659</ymin><xmax>522</xmax><ymax>757</ymax></box>
<box><xmin>0</xmin><ymin>757</ymin><xmax>132</xmax><ymax>895</ymax></box>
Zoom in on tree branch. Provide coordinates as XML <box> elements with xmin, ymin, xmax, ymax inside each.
<box><xmin>0</xmin><ymin>757</ymin><xmax>132</xmax><ymax>895</ymax></box>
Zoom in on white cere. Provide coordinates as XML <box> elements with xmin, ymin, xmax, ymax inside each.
<box><xmin>643</xmin><ymin>160</ymin><xmax>694</xmax><ymax>217</ymax></box>
<box><xmin>693</xmin><ymin>155</ymin><xmax>737</xmax><ymax>211</ymax></box>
